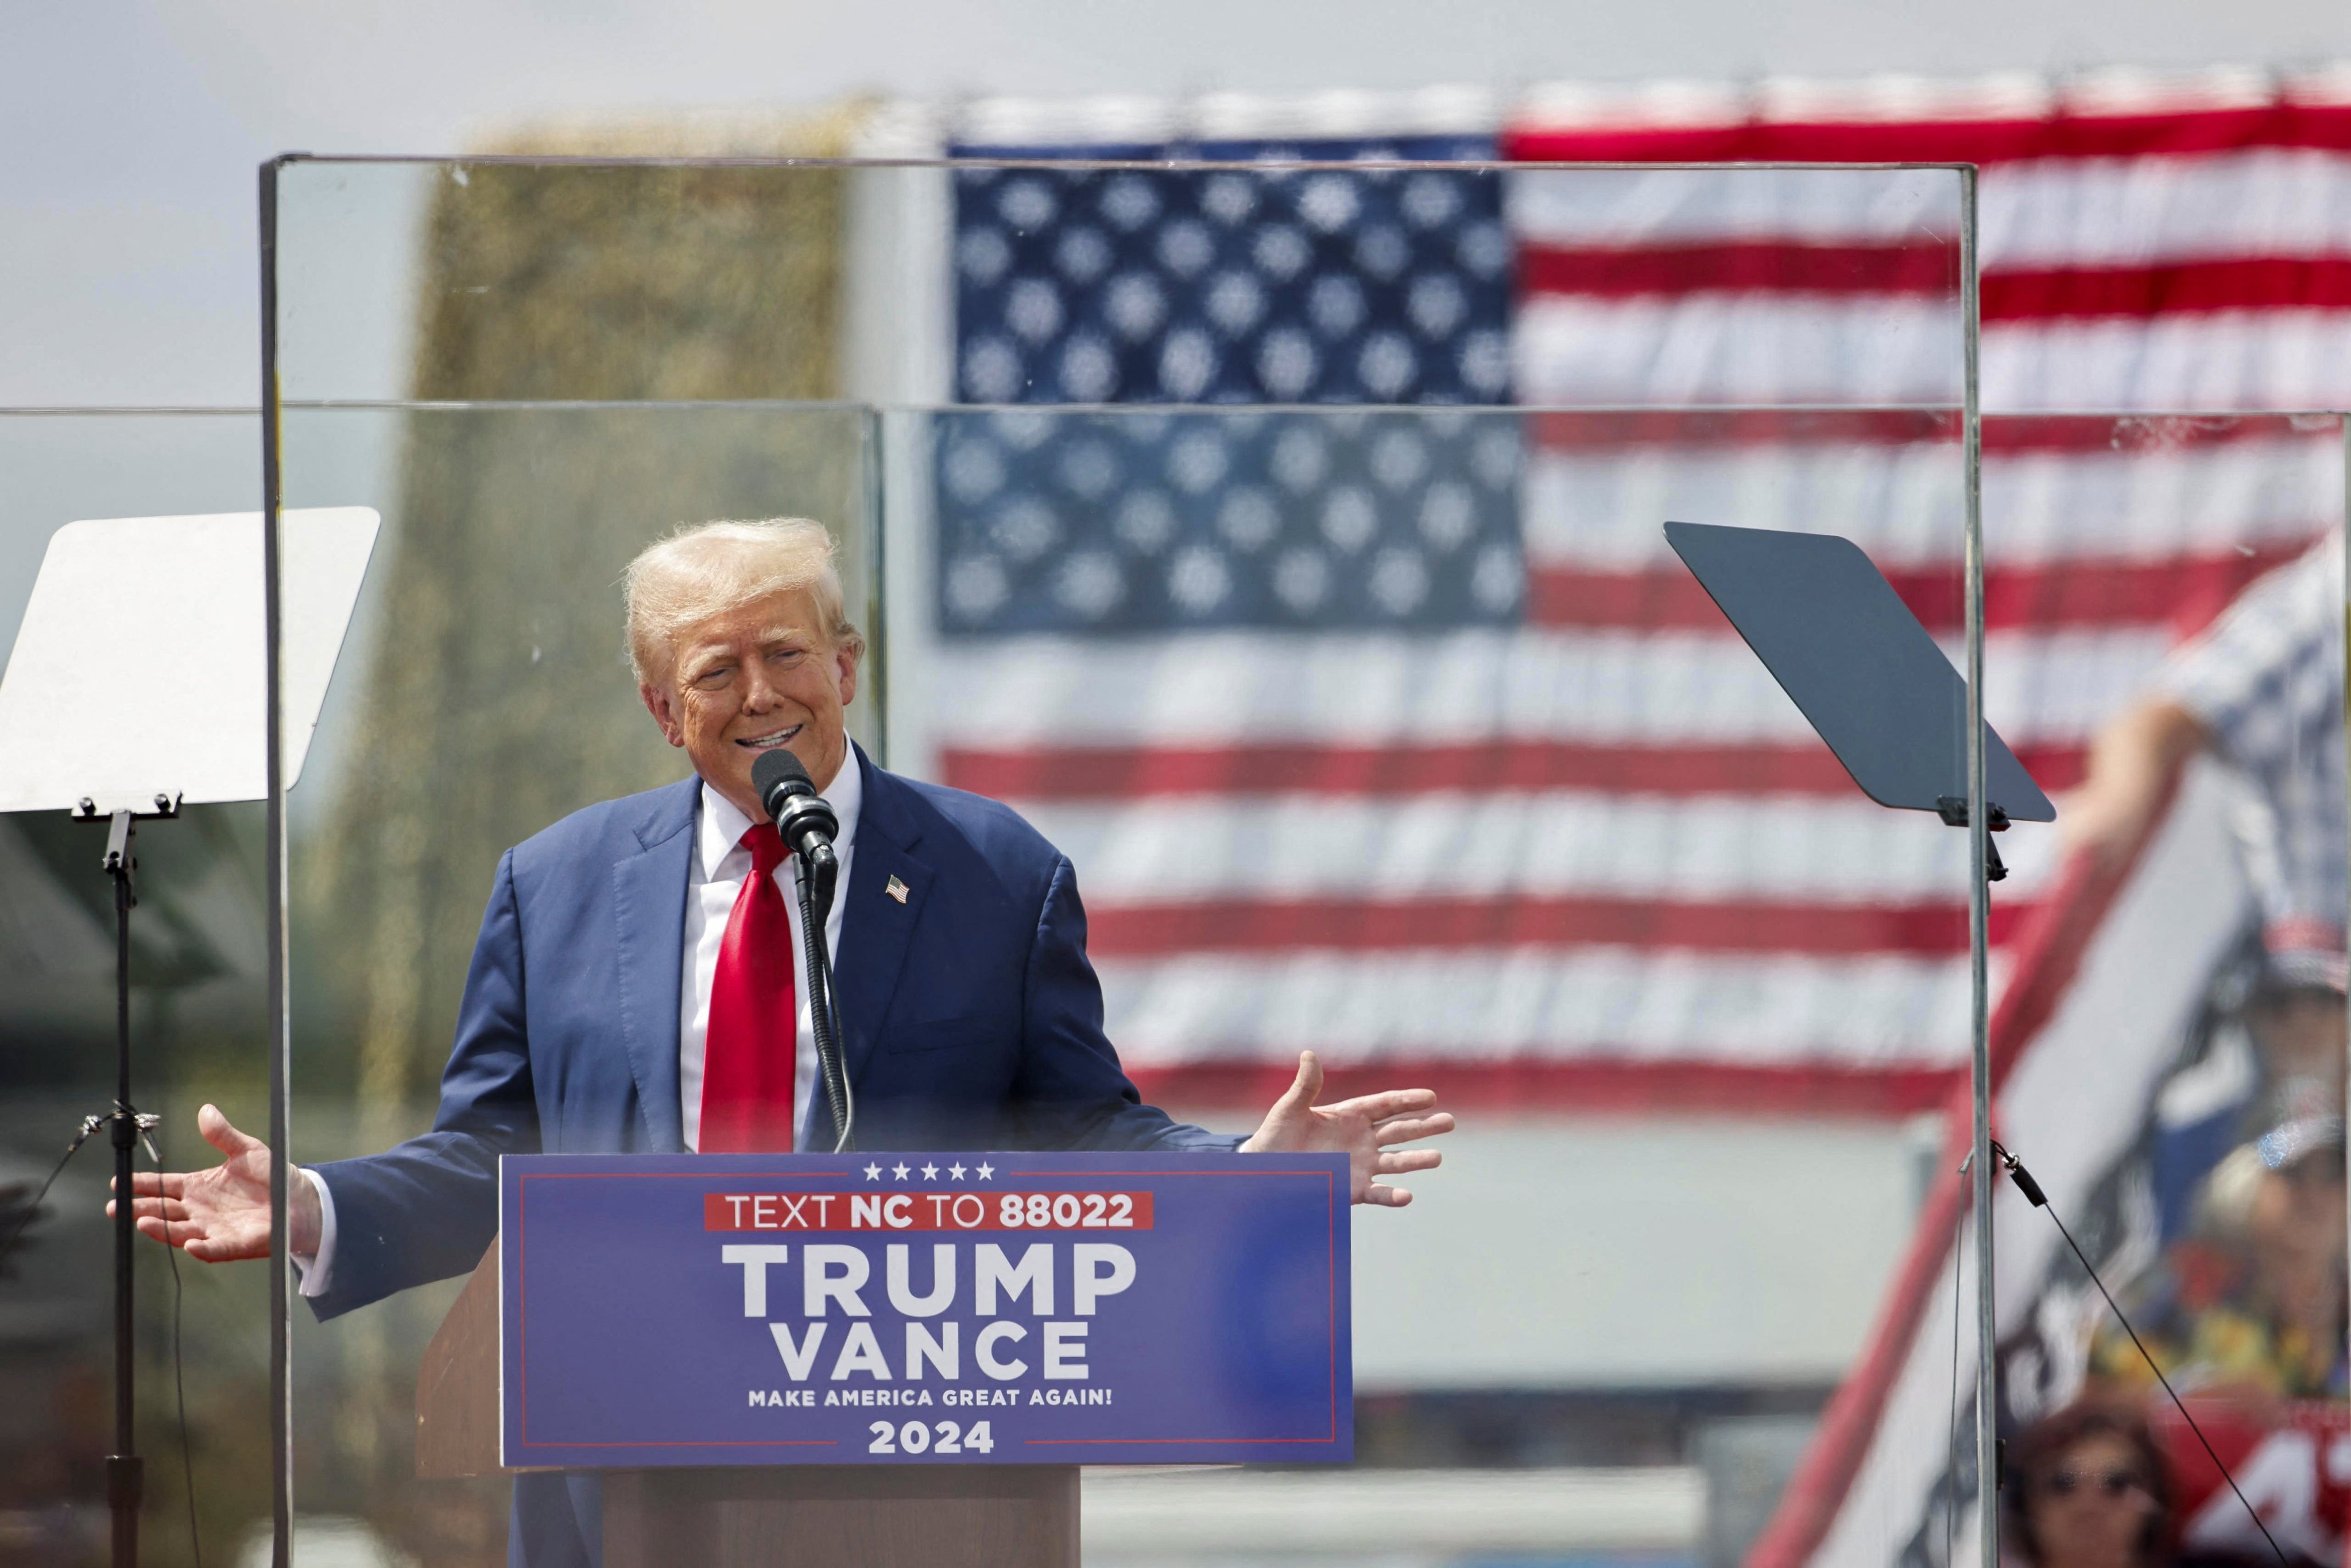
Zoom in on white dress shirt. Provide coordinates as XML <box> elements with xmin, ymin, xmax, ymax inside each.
<box><xmin>680</xmin><ymin>761</ymin><xmax>861</xmax><ymax>1151</ymax></box>
<box><xmin>295</xmin><ymin>760</ymin><xmax>861</xmax><ymax>1297</ymax></box>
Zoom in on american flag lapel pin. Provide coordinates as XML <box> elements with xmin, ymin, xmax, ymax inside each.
<box><xmin>885</xmin><ymin>875</ymin><xmax>909</xmax><ymax>905</ymax></box>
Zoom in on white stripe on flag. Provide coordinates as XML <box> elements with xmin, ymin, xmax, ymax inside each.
<box><xmin>1507</xmin><ymin>166</ymin><xmax>1962</xmax><ymax>247</ymax></box>
<box><xmin>1507</xmin><ymin>150</ymin><xmax>2351</xmax><ymax>266</ymax></box>
<box><xmin>1512</xmin><ymin>296</ymin><xmax>1964</xmax><ymax>407</ymax></box>
<box><xmin>927</xmin><ymin>627</ymin><xmax>2175</xmax><ymax>747</ymax></box>
<box><xmin>1019</xmin><ymin>791</ymin><xmax>2058</xmax><ymax>905</ymax></box>
<box><xmin>1525</xmin><ymin>440</ymin><xmax>2341</xmax><ymax>569</ymax></box>
<box><xmin>1983</xmin><ymin>149</ymin><xmax>2351</xmax><ymax>267</ymax></box>
<box><xmin>1097</xmin><ymin>948</ymin><xmax>2001</xmax><ymax>1065</ymax></box>
<box><xmin>1513</xmin><ymin>301</ymin><xmax>2351</xmax><ymax>412</ymax></box>
<box><xmin>1982</xmin><ymin>313</ymin><xmax>2351</xmax><ymax>410</ymax></box>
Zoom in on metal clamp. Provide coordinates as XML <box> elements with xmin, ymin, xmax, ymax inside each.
<box><xmin>1935</xmin><ymin>795</ymin><xmax>2011</xmax><ymax>883</ymax></box>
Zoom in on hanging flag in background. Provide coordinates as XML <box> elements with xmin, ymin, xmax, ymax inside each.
<box><xmin>1506</xmin><ymin>74</ymin><xmax>2351</xmax><ymax>412</ymax></box>
<box><xmin>918</xmin><ymin>74</ymin><xmax>2348</xmax><ymax>1121</ymax></box>
<box><xmin>1495</xmin><ymin>79</ymin><xmax>2351</xmax><ymax>1568</ymax></box>
<box><xmin>934</xmin><ymin>139</ymin><xmax>1522</xmax><ymax>639</ymax></box>
<box><xmin>945</xmin><ymin>138</ymin><xmax>1513</xmax><ymax>407</ymax></box>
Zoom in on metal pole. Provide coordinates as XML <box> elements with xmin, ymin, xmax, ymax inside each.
<box><xmin>108</xmin><ymin>818</ymin><xmax>140</xmax><ymax>1568</ymax></box>
<box><xmin>260</xmin><ymin>154</ymin><xmax>294</xmax><ymax>1568</ymax></box>
<box><xmin>861</xmin><ymin>405</ymin><xmax>888</xmax><ymax>771</ymax></box>
<box><xmin>1960</xmin><ymin>162</ymin><xmax>1999</xmax><ymax>1568</ymax></box>
<box><xmin>2338</xmin><ymin>422</ymin><xmax>2350</xmax><ymax>1475</ymax></box>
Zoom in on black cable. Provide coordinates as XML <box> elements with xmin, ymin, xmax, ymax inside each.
<box><xmin>1992</xmin><ymin>1142</ymin><xmax>2290</xmax><ymax>1568</ymax></box>
<box><xmin>0</xmin><ymin>1117</ymin><xmax>100</xmax><ymax>1277</ymax></box>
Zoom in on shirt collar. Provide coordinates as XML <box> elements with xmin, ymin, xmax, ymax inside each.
<box><xmin>696</xmin><ymin>746</ymin><xmax>864</xmax><ymax>880</ymax></box>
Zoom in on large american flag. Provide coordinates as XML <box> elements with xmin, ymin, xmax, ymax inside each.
<box><xmin>909</xmin><ymin>71</ymin><xmax>2349</xmax><ymax>1121</ymax></box>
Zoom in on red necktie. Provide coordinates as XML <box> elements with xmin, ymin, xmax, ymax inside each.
<box><xmin>700</xmin><ymin>824</ymin><xmax>797</xmax><ymax>1152</ymax></box>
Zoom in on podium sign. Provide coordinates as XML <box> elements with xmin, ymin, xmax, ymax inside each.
<box><xmin>499</xmin><ymin>1152</ymin><xmax>1351</xmax><ymax>1468</ymax></box>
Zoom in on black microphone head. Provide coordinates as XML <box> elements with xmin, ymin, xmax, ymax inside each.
<box><xmin>751</xmin><ymin>747</ymin><xmax>813</xmax><ymax>816</ymax></box>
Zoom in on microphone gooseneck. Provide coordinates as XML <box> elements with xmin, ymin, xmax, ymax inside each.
<box><xmin>747</xmin><ymin>746</ymin><xmax>854</xmax><ymax>1151</ymax></box>
<box><xmin>795</xmin><ymin>868</ymin><xmax>854</xmax><ymax>1152</ymax></box>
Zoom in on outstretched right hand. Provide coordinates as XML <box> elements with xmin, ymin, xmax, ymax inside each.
<box><xmin>109</xmin><ymin>1104</ymin><xmax>319</xmax><ymax>1262</ymax></box>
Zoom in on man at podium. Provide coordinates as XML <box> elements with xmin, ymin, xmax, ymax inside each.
<box><xmin>117</xmin><ymin>518</ymin><xmax>1452</xmax><ymax>1565</ymax></box>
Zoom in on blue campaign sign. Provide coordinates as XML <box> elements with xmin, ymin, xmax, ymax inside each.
<box><xmin>498</xmin><ymin>1151</ymin><xmax>1351</xmax><ymax>1468</ymax></box>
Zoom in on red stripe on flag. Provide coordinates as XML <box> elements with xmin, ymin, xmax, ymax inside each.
<box><xmin>1503</xmin><ymin>103</ymin><xmax>2351</xmax><ymax>165</ymax></box>
<box><xmin>1530</xmin><ymin>545</ymin><xmax>2309</xmax><ymax>636</ymax></box>
<box><xmin>1985</xmin><ymin>255</ymin><xmax>2351</xmax><ymax>319</ymax></box>
<box><xmin>1521</xmin><ymin>244</ymin><xmax>2351</xmax><ymax>319</ymax></box>
<box><xmin>1525</xmin><ymin>409</ymin><xmax>2335</xmax><ymax>452</ymax></box>
<box><xmin>1083</xmin><ymin>894</ymin><xmax>2026</xmax><ymax>957</ymax></box>
<box><xmin>1528</xmin><ymin>408</ymin><xmax>1958</xmax><ymax>449</ymax></box>
<box><xmin>1130</xmin><ymin>1058</ymin><xmax>1961</xmax><ymax>1118</ymax></box>
<box><xmin>1518</xmin><ymin>239</ymin><xmax>1957</xmax><ymax>298</ymax></box>
<box><xmin>940</xmin><ymin>740</ymin><xmax>2090</xmax><ymax>799</ymax></box>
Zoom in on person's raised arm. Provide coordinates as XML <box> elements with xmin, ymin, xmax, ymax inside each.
<box><xmin>110</xmin><ymin>1103</ymin><xmax>320</xmax><ymax>1262</ymax></box>
<box><xmin>1240</xmin><ymin>1050</ymin><xmax>1454</xmax><ymax>1208</ymax></box>
<box><xmin>2061</xmin><ymin>695</ymin><xmax>2209</xmax><ymax>870</ymax></box>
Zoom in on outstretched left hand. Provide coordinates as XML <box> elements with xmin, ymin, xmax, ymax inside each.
<box><xmin>1239</xmin><ymin>1051</ymin><xmax>1454</xmax><ymax>1207</ymax></box>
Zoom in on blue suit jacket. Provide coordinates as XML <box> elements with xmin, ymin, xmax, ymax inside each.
<box><xmin>310</xmin><ymin>744</ymin><xmax>1236</xmax><ymax>1324</ymax></box>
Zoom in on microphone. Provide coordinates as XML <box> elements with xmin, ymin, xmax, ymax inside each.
<box><xmin>749</xmin><ymin>745</ymin><xmax>854</xmax><ymax>1151</ymax></box>
<box><xmin>751</xmin><ymin>747</ymin><xmax>839</xmax><ymax>867</ymax></box>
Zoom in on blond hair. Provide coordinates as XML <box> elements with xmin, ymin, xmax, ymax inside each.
<box><xmin>622</xmin><ymin>518</ymin><xmax>863</xmax><ymax>684</ymax></box>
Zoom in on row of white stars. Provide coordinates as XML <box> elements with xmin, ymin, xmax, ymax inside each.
<box><xmin>864</xmin><ymin>1161</ymin><xmax>994</xmax><ymax>1182</ymax></box>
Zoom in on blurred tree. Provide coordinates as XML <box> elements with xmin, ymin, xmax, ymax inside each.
<box><xmin>298</xmin><ymin>108</ymin><xmax>874</xmax><ymax>1127</ymax></box>
<box><xmin>283</xmin><ymin>103</ymin><xmax>877</xmax><ymax>1564</ymax></box>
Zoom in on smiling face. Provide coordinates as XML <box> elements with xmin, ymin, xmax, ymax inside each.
<box><xmin>638</xmin><ymin>583</ymin><xmax>859</xmax><ymax>821</ymax></box>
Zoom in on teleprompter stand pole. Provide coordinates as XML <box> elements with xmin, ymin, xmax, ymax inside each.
<box><xmin>1663</xmin><ymin>511</ymin><xmax>2055</xmax><ymax>1567</ymax></box>
<box><xmin>72</xmin><ymin>790</ymin><xmax>181</xmax><ymax>1568</ymax></box>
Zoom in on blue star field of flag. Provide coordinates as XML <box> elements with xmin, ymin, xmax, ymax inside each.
<box><xmin>938</xmin><ymin>138</ymin><xmax>1524</xmax><ymax>636</ymax></box>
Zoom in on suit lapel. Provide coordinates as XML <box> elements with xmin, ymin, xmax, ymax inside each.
<box><xmin>809</xmin><ymin>746</ymin><xmax>933</xmax><ymax>1144</ymax></box>
<box><xmin>611</xmin><ymin>778</ymin><xmax>698</xmax><ymax>1153</ymax></box>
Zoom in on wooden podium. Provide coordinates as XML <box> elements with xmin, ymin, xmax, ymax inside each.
<box><xmin>414</xmin><ymin>1243</ymin><xmax>1080</xmax><ymax>1568</ymax></box>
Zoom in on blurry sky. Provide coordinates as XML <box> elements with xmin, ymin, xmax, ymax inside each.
<box><xmin>6</xmin><ymin>0</ymin><xmax>2351</xmax><ymax>408</ymax></box>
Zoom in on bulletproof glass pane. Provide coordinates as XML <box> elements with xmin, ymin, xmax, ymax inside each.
<box><xmin>257</xmin><ymin>156</ymin><xmax>1985</xmax><ymax>1568</ymax></box>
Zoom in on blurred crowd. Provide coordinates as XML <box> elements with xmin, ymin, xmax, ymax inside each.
<box><xmin>2022</xmin><ymin>529</ymin><xmax>2350</xmax><ymax>1568</ymax></box>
